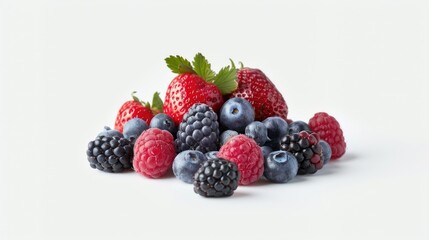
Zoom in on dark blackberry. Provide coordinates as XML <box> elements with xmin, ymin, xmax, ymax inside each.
<box><xmin>175</xmin><ymin>103</ymin><xmax>220</xmax><ymax>153</ymax></box>
<box><xmin>280</xmin><ymin>131</ymin><xmax>324</xmax><ymax>175</ymax></box>
<box><xmin>86</xmin><ymin>136</ymin><xmax>133</xmax><ymax>173</ymax></box>
<box><xmin>193</xmin><ymin>158</ymin><xmax>239</xmax><ymax>198</ymax></box>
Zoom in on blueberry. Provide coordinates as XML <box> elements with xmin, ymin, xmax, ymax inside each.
<box><xmin>220</xmin><ymin>130</ymin><xmax>239</xmax><ymax>146</ymax></box>
<box><xmin>150</xmin><ymin>113</ymin><xmax>177</xmax><ymax>135</ymax></box>
<box><xmin>220</xmin><ymin>98</ymin><xmax>255</xmax><ymax>132</ymax></box>
<box><xmin>264</xmin><ymin>151</ymin><xmax>298</xmax><ymax>183</ymax></box>
<box><xmin>261</xmin><ymin>146</ymin><xmax>273</xmax><ymax>160</ymax></box>
<box><xmin>205</xmin><ymin>151</ymin><xmax>219</xmax><ymax>160</ymax></box>
<box><xmin>288</xmin><ymin>121</ymin><xmax>311</xmax><ymax>135</ymax></box>
<box><xmin>245</xmin><ymin>121</ymin><xmax>268</xmax><ymax>146</ymax></box>
<box><xmin>123</xmin><ymin>118</ymin><xmax>148</xmax><ymax>140</ymax></box>
<box><xmin>172</xmin><ymin>150</ymin><xmax>208</xmax><ymax>184</ymax></box>
<box><xmin>319</xmin><ymin>140</ymin><xmax>332</xmax><ymax>165</ymax></box>
<box><xmin>97</xmin><ymin>126</ymin><xmax>123</xmax><ymax>138</ymax></box>
<box><xmin>262</xmin><ymin>117</ymin><xmax>289</xmax><ymax>149</ymax></box>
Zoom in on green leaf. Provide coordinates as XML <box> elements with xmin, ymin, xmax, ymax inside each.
<box><xmin>165</xmin><ymin>55</ymin><xmax>194</xmax><ymax>74</ymax></box>
<box><xmin>192</xmin><ymin>53</ymin><xmax>216</xmax><ymax>82</ymax></box>
<box><xmin>151</xmin><ymin>92</ymin><xmax>163</xmax><ymax>113</ymax></box>
<box><xmin>213</xmin><ymin>65</ymin><xmax>238</xmax><ymax>95</ymax></box>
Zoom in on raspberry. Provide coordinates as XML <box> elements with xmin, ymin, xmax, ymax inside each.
<box><xmin>218</xmin><ymin>135</ymin><xmax>264</xmax><ymax>185</ymax></box>
<box><xmin>133</xmin><ymin>128</ymin><xmax>176</xmax><ymax>178</ymax></box>
<box><xmin>308</xmin><ymin>112</ymin><xmax>346</xmax><ymax>160</ymax></box>
<box><xmin>280</xmin><ymin>131</ymin><xmax>324</xmax><ymax>175</ymax></box>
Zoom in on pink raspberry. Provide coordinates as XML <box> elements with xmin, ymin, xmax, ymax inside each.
<box><xmin>133</xmin><ymin>128</ymin><xmax>176</xmax><ymax>178</ymax></box>
<box><xmin>218</xmin><ymin>135</ymin><xmax>264</xmax><ymax>185</ymax></box>
<box><xmin>308</xmin><ymin>112</ymin><xmax>346</xmax><ymax>160</ymax></box>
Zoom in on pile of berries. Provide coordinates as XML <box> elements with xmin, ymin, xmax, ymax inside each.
<box><xmin>86</xmin><ymin>53</ymin><xmax>347</xmax><ymax>198</ymax></box>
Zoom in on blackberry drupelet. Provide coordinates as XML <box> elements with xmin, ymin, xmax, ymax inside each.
<box><xmin>280</xmin><ymin>131</ymin><xmax>324</xmax><ymax>175</ymax></box>
<box><xmin>175</xmin><ymin>103</ymin><xmax>220</xmax><ymax>153</ymax></box>
<box><xmin>86</xmin><ymin>136</ymin><xmax>133</xmax><ymax>172</ymax></box>
<box><xmin>193</xmin><ymin>158</ymin><xmax>240</xmax><ymax>197</ymax></box>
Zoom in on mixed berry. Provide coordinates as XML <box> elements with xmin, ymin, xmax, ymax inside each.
<box><xmin>86</xmin><ymin>53</ymin><xmax>347</xmax><ymax>198</ymax></box>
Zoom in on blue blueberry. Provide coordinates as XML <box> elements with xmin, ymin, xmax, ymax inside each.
<box><xmin>172</xmin><ymin>150</ymin><xmax>207</xmax><ymax>183</ymax></box>
<box><xmin>205</xmin><ymin>151</ymin><xmax>219</xmax><ymax>160</ymax></box>
<box><xmin>245</xmin><ymin>121</ymin><xmax>268</xmax><ymax>146</ymax></box>
<box><xmin>150</xmin><ymin>113</ymin><xmax>177</xmax><ymax>135</ymax></box>
<box><xmin>319</xmin><ymin>140</ymin><xmax>332</xmax><ymax>165</ymax></box>
<box><xmin>220</xmin><ymin>130</ymin><xmax>239</xmax><ymax>146</ymax></box>
<box><xmin>288</xmin><ymin>121</ymin><xmax>311</xmax><ymax>135</ymax></box>
<box><xmin>262</xmin><ymin>117</ymin><xmax>289</xmax><ymax>149</ymax></box>
<box><xmin>97</xmin><ymin>126</ymin><xmax>123</xmax><ymax>138</ymax></box>
<box><xmin>123</xmin><ymin>118</ymin><xmax>148</xmax><ymax>140</ymax></box>
<box><xmin>220</xmin><ymin>98</ymin><xmax>255</xmax><ymax>132</ymax></box>
<box><xmin>261</xmin><ymin>146</ymin><xmax>273</xmax><ymax>160</ymax></box>
<box><xmin>264</xmin><ymin>151</ymin><xmax>298</xmax><ymax>183</ymax></box>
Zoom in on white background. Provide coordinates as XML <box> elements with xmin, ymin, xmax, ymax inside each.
<box><xmin>1</xmin><ymin>0</ymin><xmax>429</xmax><ymax>239</ymax></box>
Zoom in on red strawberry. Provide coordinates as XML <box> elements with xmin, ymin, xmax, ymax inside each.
<box><xmin>164</xmin><ymin>53</ymin><xmax>238</xmax><ymax>125</ymax></box>
<box><xmin>230</xmin><ymin>67</ymin><xmax>288</xmax><ymax>121</ymax></box>
<box><xmin>114</xmin><ymin>91</ymin><xmax>163</xmax><ymax>133</ymax></box>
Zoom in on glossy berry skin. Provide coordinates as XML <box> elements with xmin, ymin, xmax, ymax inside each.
<box><xmin>163</xmin><ymin>73</ymin><xmax>224</xmax><ymax>126</ymax></box>
<box><xmin>319</xmin><ymin>140</ymin><xmax>332</xmax><ymax>165</ymax></box>
<box><xmin>218</xmin><ymin>135</ymin><xmax>264</xmax><ymax>185</ymax></box>
<box><xmin>220</xmin><ymin>130</ymin><xmax>238</xmax><ymax>146</ymax></box>
<box><xmin>264</xmin><ymin>151</ymin><xmax>298</xmax><ymax>183</ymax></box>
<box><xmin>205</xmin><ymin>151</ymin><xmax>219</xmax><ymax>160</ymax></box>
<box><xmin>280</xmin><ymin>131</ymin><xmax>324</xmax><ymax>175</ymax></box>
<box><xmin>261</xmin><ymin>146</ymin><xmax>273</xmax><ymax>160</ymax></box>
<box><xmin>288</xmin><ymin>121</ymin><xmax>311</xmax><ymax>135</ymax></box>
<box><xmin>123</xmin><ymin>118</ymin><xmax>148</xmax><ymax>140</ymax></box>
<box><xmin>193</xmin><ymin>158</ymin><xmax>239</xmax><ymax>198</ymax></box>
<box><xmin>263</xmin><ymin>117</ymin><xmax>289</xmax><ymax>149</ymax></box>
<box><xmin>115</xmin><ymin>99</ymin><xmax>153</xmax><ymax>133</ymax></box>
<box><xmin>172</xmin><ymin>150</ymin><xmax>207</xmax><ymax>184</ymax></box>
<box><xmin>245</xmin><ymin>121</ymin><xmax>268</xmax><ymax>146</ymax></box>
<box><xmin>230</xmin><ymin>68</ymin><xmax>288</xmax><ymax>121</ymax></box>
<box><xmin>175</xmin><ymin>104</ymin><xmax>220</xmax><ymax>154</ymax></box>
<box><xmin>219</xmin><ymin>98</ymin><xmax>255</xmax><ymax>133</ymax></box>
<box><xmin>150</xmin><ymin>113</ymin><xmax>177</xmax><ymax>136</ymax></box>
<box><xmin>308</xmin><ymin>112</ymin><xmax>346</xmax><ymax>159</ymax></box>
<box><xmin>86</xmin><ymin>136</ymin><xmax>133</xmax><ymax>173</ymax></box>
<box><xmin>133</xmin><ymin>128</ymin><xmax>176</xmax><ymax>178</ymax></box>
<box><xmin>97</xmin><ymin>126</ymin><xmax>124</xmax><ymax>138</ymax></box>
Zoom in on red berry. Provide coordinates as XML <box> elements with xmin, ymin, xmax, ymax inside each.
<box><xmin>133</xmin><ymin>128</ymin><xmax>176</xmax><ymax>178</ymax></box>
<box><xmin>308</xmin><ymin>112</ymin><xmax>346</xmax><ymax>160</ymax></box>
<box><xmin>230</xmin><ymin>68</ymin><xmax>288</xmax><ymax>121</ymax></box>
<box><xmin>218</xmin><ymin>135</ymin><xmax>264</xmax><ymax>185</ymax></box>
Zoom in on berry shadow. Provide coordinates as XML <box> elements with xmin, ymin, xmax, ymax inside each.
<box><xmin>338</xmin><ymin>153</ymin><xmax>358</xmax><ymax>162</ymax></box>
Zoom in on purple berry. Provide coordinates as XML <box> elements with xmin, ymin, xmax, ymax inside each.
<box><xmin>123</xmin><ymin>118</ymin><xmax>148</xmax><ymax>140</ymax></box>
<box><xmin>97</xmin><ymin>126</ymin><xmax>123</xmax><ymax>138</ymax></box>
<box><xmin>220</xmin><ymin>130</ymin><xmax>238</xmax><ymax>146</ymax></box>
<box><xmin>288</xmin><ymin>121</ymin><xmax>311</xmax><ymax>135</ymax></box>
<box><xmin>319</xmin><ymin>140</ymin><xmax>332</xmax><ymax>164</ymax></box>
<box><xmin>172</xmin><ymin>150</ymin><xmax>207</xmax><ymax>184</ymax></box>
<box><xmin>220</xmin><ymin>98</ymin><xmax>255</xmax><ymax>132</ymax></box>
<box><xmin>261</xmin><ymin>146</ymin><xmax>273</xmax><ymax>160</ymax></box>
<box><xmin>245</xmin><ymin>121</ymin><xmax>268</xmax><ymax>146</ymax></box>
<box><xmin>264</xmin><ymin>151</ymin><xmax>298</xmax><ymax>183</ymax></box>
<box><xmin>150</xmin><ymin>113</ymin><xmax>177</xmax><ymax>135</ymax></box>
<box><xmin>262</xmin><ymin>117</ymin><xmax>289</xmax><ymax>149</ymax></box>
<box><xmin>205</xmin><ymin>151</ymin><xmax>219</xmax><ymax>160</ymax></box>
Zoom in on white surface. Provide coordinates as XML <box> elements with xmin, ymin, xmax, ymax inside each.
<box><xmin>1</xmin><ymin>0</ymin><xmax>429</xmax><ymax>239</ymax></box>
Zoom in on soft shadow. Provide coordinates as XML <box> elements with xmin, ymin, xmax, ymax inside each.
<box><xmin>287</xmin><ymin>175</ymin><xmax>307</xmax><ymax>184</ymax></box>
<box><xmin>232</xmin><ymin>191</ymin><xmax>252</xmax><ymax>199</ymax></box>
<box><xmin>332</xmin><ymin>153</ymin><xmax>358</xmax><ymax>163</ymax></box>
<box><xmin>242</xmin><ymin>178</ymin><xmax>271</xmax><ymax>187</ymax></box>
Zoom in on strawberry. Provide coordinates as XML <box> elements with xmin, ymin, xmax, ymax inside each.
<box><xmin>164</xmin><ymin>53</ymin><xmax>238</xmax><ymax>125</ymax></box>
<box><xmin>229</xmin><ymin>67</ymin><xmax>288</xmax><ymax>121</ymax></box>
<box><xmin>114</xmin><ymin>91</ymin><xmax>163</xmax><ymax>133</ymax></box>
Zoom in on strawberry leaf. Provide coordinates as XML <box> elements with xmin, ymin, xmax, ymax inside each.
<box><xmin>165</xmin><ymin>55</ymin><xmax>195</xmax><ymax>74</ymax></box>
<box><xmin>213</xmin><ymin>65</ymin><xmax>238</xmax><ymax>95</ymax></box>
<box><xmin>151</xmin><ymin>92</ymin><xmax>163</xmax><ymax>113</ymax></box>
<box><xmin>192</xmin><ymin>53</ymin><xmax>216</xmax><ymax>82</ymax></box>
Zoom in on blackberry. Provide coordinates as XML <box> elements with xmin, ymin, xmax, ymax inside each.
<box><xmin>193</xmin><ymin>158</ymin><xmax>239</xmax><ymax>198</ymax></box>
<box><xmin>280</xmin><ymin>131</ymin><xmax>324</xmax><ymax>175</ymax></box>
<box><xmin>175</xmin><ymin>104</ymin><xmax>220</xmax><ymax>153</ymax></box>
<box><xmin>86</xmin><ymin>136</ymin><xmax>133</xmax><ymax>173</ymax></box>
